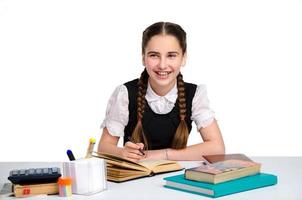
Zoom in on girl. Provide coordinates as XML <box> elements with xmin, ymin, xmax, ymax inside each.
<box><xmin>98</xmin><ymin>22</ymin><xmax>225</xmax><ymax>162</ymax></box>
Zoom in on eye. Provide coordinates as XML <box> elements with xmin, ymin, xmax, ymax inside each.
<box><xmin>168</xmin><ymin>54</ymin><xmax>177</xmax><ymax>58</ymax></box>
<box><xmin>149</xmin><ymin>54</ymin><xmax>159</xmax><ymax>58</ymax></box>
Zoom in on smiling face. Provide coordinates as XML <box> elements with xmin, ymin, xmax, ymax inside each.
<box><xmin>142</xmin><ymin>34</ymin><xmax>186</xmax><ymax>96</ymax></box>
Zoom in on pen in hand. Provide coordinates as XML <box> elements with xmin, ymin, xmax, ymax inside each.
<box><xmin>127</xmin><ymin>136</ymin><xmax>145</xmax><ymax>156</ymax></box>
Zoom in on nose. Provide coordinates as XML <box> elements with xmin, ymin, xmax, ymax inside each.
<box><xmin>158</xmin><ymin>57</ymin><xmax>167</xmax><ymax>70</ymax></box>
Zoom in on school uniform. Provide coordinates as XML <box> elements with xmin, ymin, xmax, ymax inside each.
<box><xmin>101</xmin><ymin>79</ymin><xmax>215</xmax><ymax>150</ymax></box>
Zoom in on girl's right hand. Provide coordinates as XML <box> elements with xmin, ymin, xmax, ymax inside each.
<box><xmin>120</xmin><ymin>141</ymin><xmax>145</xmax><ymax>162</ymax></box>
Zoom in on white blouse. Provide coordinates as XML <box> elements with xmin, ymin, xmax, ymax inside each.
<box><xmin>101</xmin><ymin>82</ymin><xmax>215</xmax><ymax>137</ymax></box>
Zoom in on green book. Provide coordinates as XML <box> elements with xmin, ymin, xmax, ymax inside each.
<box><xmin>163</xmin><ymin>173</ymin><xmax>277</xmax><ymax>198</ymax></box>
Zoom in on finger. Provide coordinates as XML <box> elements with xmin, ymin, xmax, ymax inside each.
<box><xmin>126</xmin><ymin>152</ymin><xmax>144</xmax><ymax>160</ymax></box>
<box><xmin>126</xmin><ymin>148</ymin><xmax>145</xmax><ymax>156</ymax></box>
<box><xmin>122</xmin><ymin>152</ymin><xmax>139</xmax><ymax>162</ymax></box>
<box><xmin>137</xmin><ymin>143</ymin><xmax>144</xmax><ymax>150</ymax></box>
<box><xmin>125</xmin><ymin>141</ymin><xmax>141</xmax><ymax>150</ymax></box>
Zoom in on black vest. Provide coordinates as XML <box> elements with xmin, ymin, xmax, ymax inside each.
<box><xmin>124</xmin><ymin>79</ymin><xmax>197</xmax><ymax>150</ymax></box>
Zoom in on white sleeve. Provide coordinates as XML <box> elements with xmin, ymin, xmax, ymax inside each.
<box><xmin>100</xmin><ymin>85</ymin><xmax>129</xmax><ymax>137</ymax></box>
<box><xmin>191</xmin><ymin>84</ymin><xmax>215</xmax><ymax>131</ymax></box>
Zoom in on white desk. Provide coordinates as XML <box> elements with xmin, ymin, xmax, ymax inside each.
<box><xmin>1</xmin><ymin>157</ymin><xmax>302</xmax><ymax>200</ymax></box>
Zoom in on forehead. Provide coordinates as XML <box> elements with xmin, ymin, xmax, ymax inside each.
<box><xmin>145</xmin><ymin>34</ymin><xmax>182</xmax><ymax>53</ymax></box>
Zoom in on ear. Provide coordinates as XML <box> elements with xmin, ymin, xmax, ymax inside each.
<box><xmin>181</xmin><ymin>52</ymin><xmax>187</xmax><ymax>67</ymax></box>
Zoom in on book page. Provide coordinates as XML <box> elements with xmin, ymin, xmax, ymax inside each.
<box><xmin>139</xmin><ymin>159</ymin><xmax>182</xmax><ymax>173</ymax></box>
<box><xmin>94</xmin><ymin>152</ymin><xmax>138</xmax><ymax>164</ymax></box>
<box><xmin>93</xmin><ymin>152</ymin><xmax>150</xmax><ymax>172</ymax></box>
<box><xmin>93</xmin><ymin>152</ymin><xmax>182</xmax><ymax>175</ymax></box>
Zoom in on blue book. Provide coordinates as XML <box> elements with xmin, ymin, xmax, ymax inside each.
<box><xmin>164</xmin><ymin>173</ymin><xmax>277</xmax><ymax>198</ymax></box>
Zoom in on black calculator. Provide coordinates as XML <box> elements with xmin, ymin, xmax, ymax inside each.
<box><xmin>8</xmin><ymin>167</ymin><xmax>62</xmax><ymax>185</ymax></box>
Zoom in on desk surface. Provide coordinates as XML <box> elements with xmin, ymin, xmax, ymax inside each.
<box><xmin>0</xmin><ymin>157</ymin><xmax>302</xmax><ymax>200</ymax></box>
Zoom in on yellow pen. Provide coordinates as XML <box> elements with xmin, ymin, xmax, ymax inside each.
<box><xmin>85</xmin><ymin>138</ymin><xmax>96</xmax><ymax>158</ymax></box>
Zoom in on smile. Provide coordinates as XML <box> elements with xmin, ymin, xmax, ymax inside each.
<box><xmin>155</xmin><ymin>71</ymin><xmax>172</xmax><ymax>76</ymax></box>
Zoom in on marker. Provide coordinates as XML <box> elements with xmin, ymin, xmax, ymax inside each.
<box><xmin>127</xmin><ymin>136</ymin><xmax>145</xmax><ymax>156</ymax></box>
<box><xmin>85</xmin><ymin>138</ymin><xmax>96</xmax><ymax>158</ymax></box>
<box><xmin>66</xmin><ymin>149</ymin><xmax>75</xmax><ymax>161</ymax></box>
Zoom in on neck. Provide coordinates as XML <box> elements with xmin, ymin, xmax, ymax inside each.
<box><xmin>148</xmin><ymin>78</ymin><xmax>176</xmax><ymax>96</ymax></box>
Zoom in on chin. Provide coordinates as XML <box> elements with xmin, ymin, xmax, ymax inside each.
<box><xmin>151</xmin><ymin>77</ymin><xmax>174</xmax><ymax>87</ymax></box>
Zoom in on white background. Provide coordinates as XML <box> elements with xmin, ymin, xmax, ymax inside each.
<box><xmin>0</xmin><ymin>0</ymin><xmax>301</xmax><ymax>161</ymax></box>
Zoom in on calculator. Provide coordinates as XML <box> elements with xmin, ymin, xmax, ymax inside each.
<box><xmin>8</xmin><ymin>167</ymin><xmax>62</xmax><ymax>185</ymax></box>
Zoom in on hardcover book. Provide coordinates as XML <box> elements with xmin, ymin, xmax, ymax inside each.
<box><xmin>185</xmin><ymin>158</ymin><xmax>261</xmax><ymax>184</ymax></box>
<box><xmin>93</xmin><ymin>152</ymin><xmax>183</xmax><ymax>182</ymax></box>
<box><xmin>13</xmin><ymin>183</ymin><xmax>58</xmax><ymax>197</ymax></box>
<box><xmin>164</xmin><ymin>173</ymin><xmax>277</xmax><ymax>198</ymax></box>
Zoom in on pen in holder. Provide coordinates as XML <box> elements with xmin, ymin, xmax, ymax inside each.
<box><xmin>85</xmin><ymin>138</ymin><xmax>96</xmax><ymax>158</ymax></box>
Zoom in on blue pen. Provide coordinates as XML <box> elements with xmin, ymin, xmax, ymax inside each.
<box><xmin>67</xmin><ymin>149</ymin><xmax>75</xmax><ymax>161</ymax></box>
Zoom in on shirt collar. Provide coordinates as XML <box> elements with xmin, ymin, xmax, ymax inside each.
<box><xmin>145</xmin><ymin>81</ymin><xmax>178</xmax><ymax>103</ymax></box>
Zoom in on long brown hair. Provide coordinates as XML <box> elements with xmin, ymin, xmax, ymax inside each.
<box><xmin>131</xmin><ymin>22</ymin><xmax>188</xmax><ymax>149</ymax></box>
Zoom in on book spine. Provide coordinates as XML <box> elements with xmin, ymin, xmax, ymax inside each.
<box><xmin>13</xmin><ymin>183</ymin><xmax>59</xmax><ymax>197</ymax></box>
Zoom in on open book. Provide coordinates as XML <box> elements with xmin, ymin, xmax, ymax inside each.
<box><xmin>93</xmin><ymin>152</ymin><xmax>183</xmax><ymax>182</ymax></box>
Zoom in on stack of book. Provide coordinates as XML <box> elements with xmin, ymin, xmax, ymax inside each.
<box><xmin>7</xmin><ymin>167</ymin><xmax>61</xmax><ymax>197</ymax></box>
<box><xmin>164</xmin><ymin>154</ymin><xmax>278</xmax><ymax>198</ymax></box>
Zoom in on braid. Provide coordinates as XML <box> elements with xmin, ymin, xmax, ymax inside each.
<box><xmin>171</xmin><ymin>73</ymin><xmax>189</xmax><ymax>149</ymax></box>
<box><xmin>177</xmin><ymin>73</ymin><xmax>186</xmax><ymax>120</ymax></box>
<box><xmin>137</xmin><ymin>73</ymin><xmax>147</xmax><ymax>121</ymax></box>
<box><xmin>131</xmin><ymin>69</ymin><xmax>149</xmax><ymax>149</ymax></box>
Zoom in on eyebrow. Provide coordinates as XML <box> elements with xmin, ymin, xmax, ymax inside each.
<box><xmin>147</xmin><ymin>51</ymin><xmax>179</xmax><ymax>55</ymax></box>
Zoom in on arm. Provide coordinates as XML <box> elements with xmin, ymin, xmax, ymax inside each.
<box><xmin>145</xmin><ymin>119</ymin><xmax>225</xmax><ymax>160</ymax></box>
<box><xmin>98</xmin><ymin>127</ymin><xmax>145</xmax><ymax>162</ymax></box>
<box><xmin>97</xmin><ymin>85</ymin><xmax>145</xmax><ymax>162</ymax></box>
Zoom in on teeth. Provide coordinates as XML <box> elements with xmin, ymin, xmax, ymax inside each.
<box><xmin>157</xmin><ymin>72</ymin><xmax>170</xmax><ymax>75</ymax></box>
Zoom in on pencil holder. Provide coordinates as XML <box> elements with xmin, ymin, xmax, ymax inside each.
<box><xmin>63</xmin><ymin>157</ymin><xmax>107</xmax><ymax>195</ymax></box>
<box><xmin>58</xmin><ymin>177</ymin><xmax>72</xmax><ymax>197</ymax></box>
